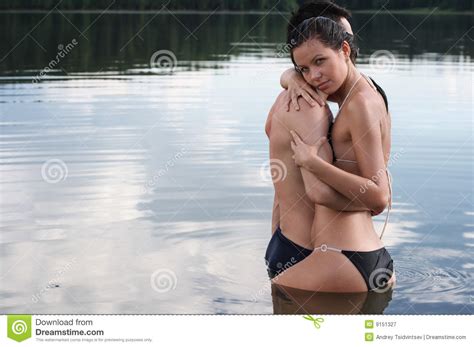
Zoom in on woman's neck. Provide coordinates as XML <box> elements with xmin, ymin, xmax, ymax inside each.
<box><xmin>332</xmin><ymin>66</ymin><xmax>361</xmax><ymax>106</ymax></box>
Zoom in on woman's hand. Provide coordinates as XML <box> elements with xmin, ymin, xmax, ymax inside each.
<box><xmin>282</xmin><ymin>70</ymin><xmax>326</xmax><ymax>111</ymax></box>
<box><xmin>290</xmin><ymin>130</ymin><xmax>327</xmax><ymax>169</ymax></box>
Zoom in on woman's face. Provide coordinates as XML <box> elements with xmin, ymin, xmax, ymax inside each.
<box><xmin>292</xmin><ymin>38</ymin><xmax>348</xmax><ymax>95</ymax></box>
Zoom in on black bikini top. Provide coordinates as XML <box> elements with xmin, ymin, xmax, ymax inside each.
<box><xmin>369</xmin><ymin>76</ymin><xmax>389</xmax><ymax>112</ymax></box>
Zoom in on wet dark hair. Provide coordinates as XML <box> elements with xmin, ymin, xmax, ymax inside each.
<box><xmin>286</xmin><ymin>1</ymin><xmax>352</xmax><ymax>43</ymax></box>
<box><xmin>288</xmin><ymin>16</ymin><xmax>358</xmax><ymax>69</ymax></box>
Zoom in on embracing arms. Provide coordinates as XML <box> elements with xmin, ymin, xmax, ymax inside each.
<box><xmin>279</xmin><ymin>98</ymin><xmax>371</xmax><ymax>213</ymax></box>
<box><xmin>291</xmin><ymin>99</ymin><xmax>390</xmax><ymax>215</ymax></box>
<box><xmin>280</xmin><ymin>68</ymin><xmax>325</xmax><ymax>111</ymax></box>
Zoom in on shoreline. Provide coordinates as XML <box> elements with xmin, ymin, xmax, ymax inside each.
<box><xmin>0</xmin><ymin>9</ymin><xmax>472</xmax><ymax>15</ymax></box>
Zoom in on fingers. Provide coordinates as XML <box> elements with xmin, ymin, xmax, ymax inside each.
<box><xmin>290</xmin><ymin>130</ymin><xmax>303</xmax><ymax>144</ymax></box>
<box><xmin>289</xmin><ymin>89</ymin><xmax>325</xmax><ymax>110</ymax></box>
<box><xmin>285</xmin><ymin>94</ymin><xmax>291</xmax><ymax>112</ymax></box>
<box><xmin>315</xmin><ymin>136</ymin><xmax>327</xmax><ymax>148</ymax></box>
<box><xmin>316</xmin><ymin>88</ymin><xmax>329</xmax><ymax>102</ymax></box>
<box><xmin>290</xmin><ymin>140</ymin><xmax>296</xmax><ymax>152</ymax></box>
<box><xmin>291</xmin><ymin>93</ymin><xmax>300</xmax><ymax>111</ymax></box>
<box><xmin>304</xmin><ymin>87</ymin><xmax>318</xmax><ymax>100</ymax></box>
<box><xmin>303</xmin><ymin>87</ymin><xmax>324</xmax><ymax>107</ymax></box>
<box><xmin>301</xmin><ymin>91</ymin><xmax>316</xmax><ymax>107</ymax></box>
<box><xmin>310</xmin><ymin>89</ymin><xmax>326</xmax><ymax>107</ymax></box>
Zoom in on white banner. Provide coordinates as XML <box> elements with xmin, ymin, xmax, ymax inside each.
<box><xmin>1</xmin><ymin>315</ymin><xmax>472</xmax><ymax>346</ymax></box>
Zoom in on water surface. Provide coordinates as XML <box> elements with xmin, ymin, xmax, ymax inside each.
<box><xmin>0</xmin><ymin>12</ymin><xmax>473</xmax><ymax>314</ymax></box>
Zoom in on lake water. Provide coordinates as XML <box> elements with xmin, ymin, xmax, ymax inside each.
<box><xmin>0</xmin><ymin>12</ymin><xmax>473</xmax><ymax>314</ymax></box>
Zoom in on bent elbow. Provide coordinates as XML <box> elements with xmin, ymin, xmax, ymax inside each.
<box><xmin>305</xmin><ymin>187</ymin><xmax>318</xmax><ymax>204</ymax></box>
<box><xmin>371</xmin><ymin>205</ymin><xmax>385</xmax><ymax>216</ymax></box>
<box><xmin>371</xmin><ymin>192</ymin><xmax>389</xmax><ymax>215</ymax></box>
<box><xmin>305</xmin><ymin>185</ymin><xmax>330</xmax><ymax>205</ymax></box>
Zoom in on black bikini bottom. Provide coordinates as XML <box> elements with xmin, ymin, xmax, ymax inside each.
<box><xmin>265</xmin><ymin>227</ymin><xmax>394</xmax><ymax>291</ymax></box>
<box><xmin>340</xmin><ymin>247</ymin><xmax>394</xmax><ymax>291</ymax></box>
<box><xmin>264</xmin><ymin>226</ymin><xmax>312</xmax><ymax>279</ymax></box>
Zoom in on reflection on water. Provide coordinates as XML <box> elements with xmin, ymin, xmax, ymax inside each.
<box><xmin>0</xmin><ymin>12</ymin><xmax>472</xmax><ymax>74</ymax></box>
<box><xmin>0</xmin><ymin>12</ymin><xmax>473</xmax><ymax>314</ymax></box>
<box><xmin>272</xmin><ymin>284</ymin><xmax>393</xmax><ymax>314</ymax></box>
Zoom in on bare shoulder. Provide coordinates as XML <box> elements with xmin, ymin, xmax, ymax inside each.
<box><xmin>344</xmin><ymin>91</ymin><xmax>383</xmax><ymax>129</ymax></box>
<box><xmin>265</xmin><ymin>90</ymin><xmax>288</xmax><ymax>138</ymax></box>
<box><xmin>273</xmin><ymin>94</ymin><xmax>328</xmax><ymax>137</ymax></box>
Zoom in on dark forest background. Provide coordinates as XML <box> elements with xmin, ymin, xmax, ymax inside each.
<box><xmin>0</xmin><ymin>0</ymin><xmax>472</xmax><ymax>11</ymax></box>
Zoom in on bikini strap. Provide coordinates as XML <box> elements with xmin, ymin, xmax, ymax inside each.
<box><xmin>362</xmin><ymin>73</ymin><xmax>389</xmax><ymax>112</ymax></box>
<box><xmin>314</xmin><ymin>244</ymin><xmax>342</xmax><ymax>253</ymax></box>
<box><xmin>335</xmin><ymin>158</ymin><xmax>357</xmax><ymax>164</ymax></box>
<box><xmin>361</xmin><ymin>73</ymin><xmax>377</xmax><ymax>91</ymax></box>
<box><xmin>335</xmin><ymin>73</ymin><xmax>363</xmax><ymax>118</ymax></box>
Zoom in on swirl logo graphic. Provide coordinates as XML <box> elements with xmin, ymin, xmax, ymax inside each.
<box><xmin>369</xmin><ymin>267</ymin><xmax>394</xmax><ymax>293</ymax></box>
<box><xmin>150</xmin><ymin>50</ymin><xmax>177</xmax><ymax>73</ymax></box>
<box><xmin>150</xmin><ymin>269</ymin><xmax>178</xmax><ymax>293</ymax></box>
<box><xmin>7</xmin><ymin>315</ymin><xmax>32</xmax><ymax>342</ymax></box>
<box><xmin>12</xmin><ymin>320</ymin><xmax>28</xmax><ymax>335</ymax></box>
<box><xmin>369</xmin><ymin>50</ymin><xmax>396</xmax><ymax>73</ymax></box>
<box><xmin>260</xmin><ymin>159</ymin><xmax>287</xmax><ymax>183</ymax></box>
<box><xmin>41</xmin><ymin>159</ymin><xmax>68</xmax><ymax>183</ymax></box>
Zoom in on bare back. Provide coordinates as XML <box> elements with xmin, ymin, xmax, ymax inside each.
<box><xmin>266</xmin><ymin>90</ymin><xmax>331</xmax><ymax>248</ymax></box>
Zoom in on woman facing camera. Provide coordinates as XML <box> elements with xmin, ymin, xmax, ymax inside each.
<box><xmin>272</xmin><ymin>16</ymin><xmax>395</xmax><ymax>292</ymax></box>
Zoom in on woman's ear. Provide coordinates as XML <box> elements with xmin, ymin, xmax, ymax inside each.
<box><xmin>342</xmin><ymin>41</ymin><xmax>351</xmax><ymax>60</ymax></box>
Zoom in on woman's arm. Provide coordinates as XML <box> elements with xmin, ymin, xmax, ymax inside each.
<box><xmin>281</xmin><ymin>103</ymin><xmax>370</xmax><ymax>212</ymax></box>
<box><xmin>280</xmin><ymin>68</ymin><xmax>298</xmax><ymax>89</ymax></box>
<box><xmin>280</xmin><ymin>68</ymin><xmax>325</xmax><ymax>110</ymax></box>
<box><xmin>298</xmin><ymin>141</ymin><xmax>371</xmax><ymax>212</ymax></box>
<box><xmin>293</xmin><ymin>101</ymin><xmax>390</xmax><ymax>215</ymax></box>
